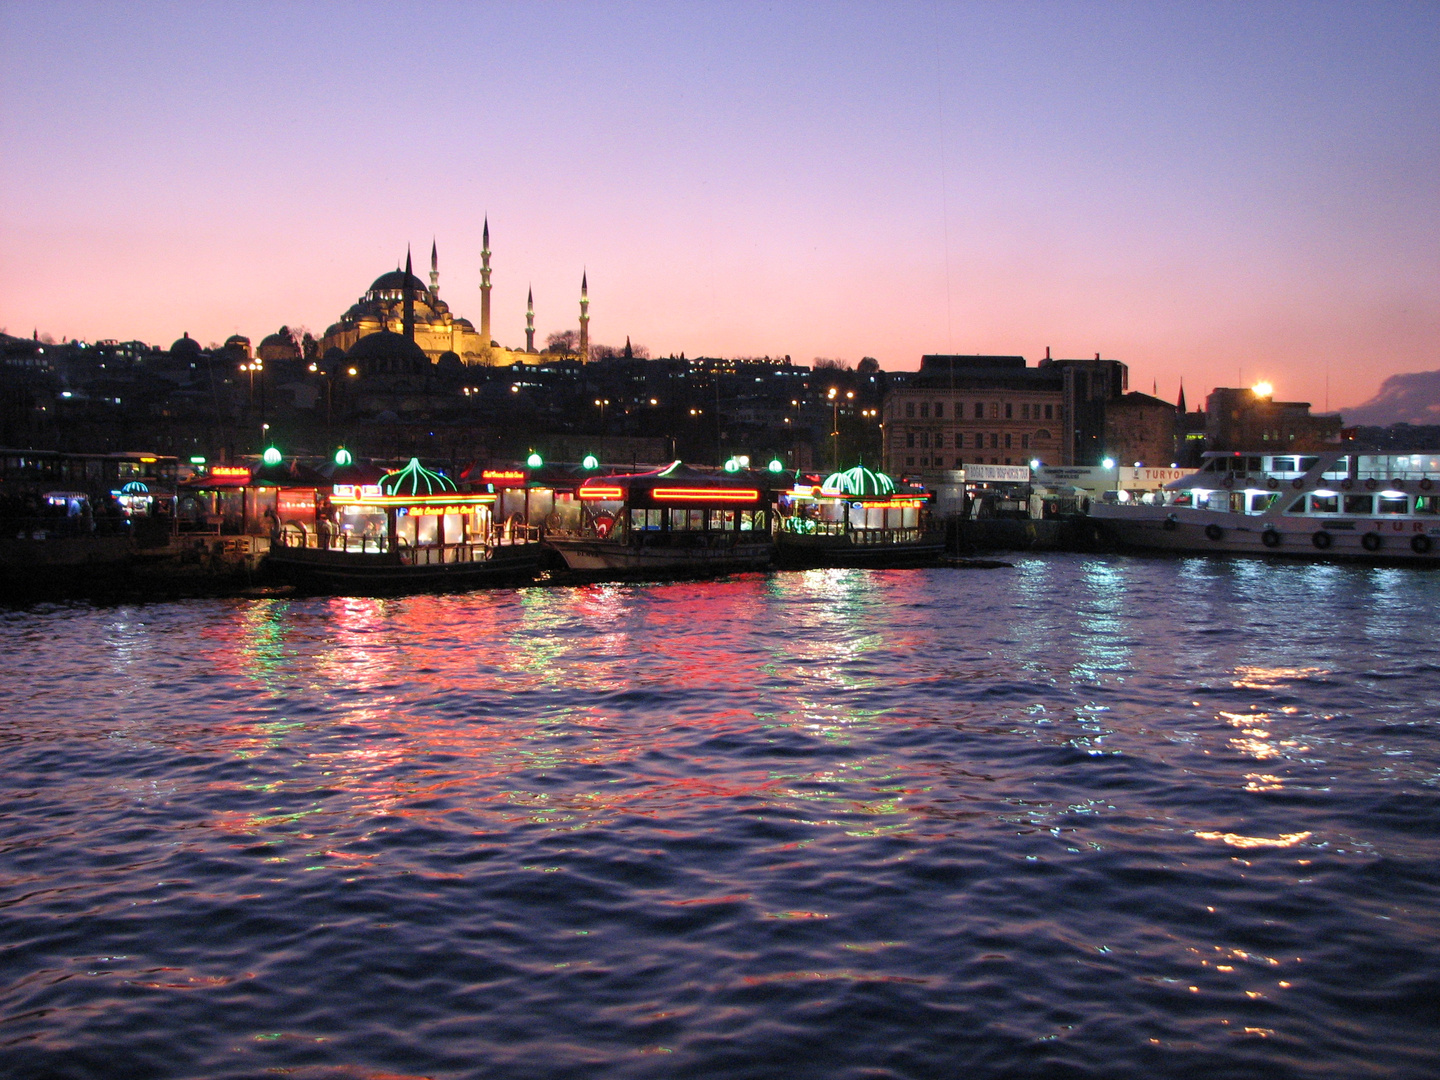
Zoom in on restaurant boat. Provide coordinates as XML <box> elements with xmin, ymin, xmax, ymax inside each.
<box><xmin>772</xmin><ymin>465</ymin><xmax>942</xmax><ymax>567</ymax></box>
<box><xmin>544</xmin><ymin>463</ymin><xmax>773</xmax><ymax>577</ymax></box>
<box><xmin>264</xmin><ymin>457</ymin><xmax>542</xmax><ymax>591</ymax></box>
<box><xmin>1089</xmin><ymin>450</ymin><xmax>1440</xmax><ymax>561</ymax></box>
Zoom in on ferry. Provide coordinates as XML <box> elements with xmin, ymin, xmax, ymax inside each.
<box><xmin>544</xmin><ymin>463</ymin><xmax>773</xmax><ymax>577</ymax></box>
<box><xmin>773</xmin><ymin>465</ymin><xmax>942</xmax><ymax>567</ymax></box>
<box><xmin>1089</xmin><ymin>450</ymin><xmax>1440</xmax><ymax>561</ymax></box>
<box><xmin>264</xmin><ymin>458</ymin><xmax>542</xmax><ymax>592</ymax></box>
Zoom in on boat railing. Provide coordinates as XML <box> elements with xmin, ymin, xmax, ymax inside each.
<box><xmin>400</xmin><ymin>542</ymin><xmax>494</xmax><ymax>566</ymax></box>
<box><xmin>777</xmin><ymin>519</ymin><xmax>930</xmax><ymax>545</ymax></box>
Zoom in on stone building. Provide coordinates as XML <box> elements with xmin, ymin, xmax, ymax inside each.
<box><xmin>1204</xmin><ymin>386</ymin><xmax>1342</xmax><ymax>451</ymax></box>
<box><xmin>881</xmin><ymin>352</ymin><xmax>1134</xmax><ymax>476</ymax></box>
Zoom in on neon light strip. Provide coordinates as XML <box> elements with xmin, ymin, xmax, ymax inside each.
<box><xmin>579</xmin><ymin>486</ymin><xmax>625</xmax><ymax>500</ymax></box>
<box><xmin>331</xmin><ymin>495</ymin><xmax>494</xmax><ymax>508</ymax></box>
<box><xmin>652</xmin><ymin>487</ymin><xmax>759</xmax><ymax>502</ymax></box>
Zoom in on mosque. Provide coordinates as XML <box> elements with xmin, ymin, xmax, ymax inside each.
<box><xmin>318</xmin><ymin>220</ymin><xmax>588</xmax><ymax>368</ymax></box>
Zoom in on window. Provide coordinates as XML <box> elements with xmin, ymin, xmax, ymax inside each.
<box><xmin>906</xmin><ymin>402</ymin><xmax>915</xmax><ymax>418</ymax></box>
<box><xmin>934</xmin><ymin>433</ymin><xmax>944</xmax><ymax>449</ymax></box>
<box><xmin>934</xmin><ymin>402</ymin><xmax>944</xmax><ymax>418</ymax></box>
<box><xmin>906</xmin><ymin>432</ymin><xmax>915</xmax><ymax>448</ymax></box>
<box><xmin>1416</xmin><ymin>496</ymin><xmax>1438</xmax><ymax>515</ymax></box>
<box><xmin>1045</xmin><ymin>404</ymin><xmax>1053</xmax><ymax>420</ymax></box>
<box><xmin>920</xmin><ymin>403</ymin><xmax>930</xmax><ymax>419</ymax></box>
<box><xmin>974</xmin><ymin>403</ymin><xmax>983</xmax><ymax>419</ymax></box>
<box><xmin>1343</xmin><ymin>495</ymin><xmax>1373</xmax><ymax>515</ymax></box>
<box><xmin>921</xmin><ymin>433</ymin><xmax>930</xmax><ymax>449</ymax></box>
<box><xmin>1309</xmin><ymin>493</ymin><xmax>1338</xmax><ymax>514</ymax></box>
<box><xmin>990</xmin><ymin>434</ymin><xmax>999</xmax><ymax>449</ymax></box>
<box><xmin>906</xmin><ymin>456</ymin><xmax>915</xmax><ymax>466</ymax></box>
<box><xmin>1379</xmin><ymin>495</ymin><xmax>1407</xmax><ymax>514</ymax></box>
<box><xmin>1004</xmin><ymin>434</ymin><xmax>1012</xmax><ymax>449</ymax></box>
<box><xmin>1021</xmin><ymin>434</ymin><xmax>1029</xmax><ymax>449</ymax></box>
<box><xmin>1022</xmin><ymin>404</ymin><xmax>1030</xmax><ymax>420</ymax></box>
<box><xmin>1005</xmin><ymin>403</ymin><xmax>1013</xmax><ymax>419</ymax></box>
<box><xmin>1035</xmin><ymin>429</ymin><xmax>1052</xmax><ymax>440</ymax></box>
<box><xmin>989</xmin><ymin>403</ymin><xmax>999</xmax><ymax>419</ymax></box>
<box><xmin>955</xmin><ymin>457</ymin><xmax>964</xmax><ymax>467</ymax></box>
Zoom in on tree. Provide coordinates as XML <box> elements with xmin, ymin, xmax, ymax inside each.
<box><xmin>545</xmin><ymin>329</ymin><xmax>578</xmax><ymax>353</ymax></box>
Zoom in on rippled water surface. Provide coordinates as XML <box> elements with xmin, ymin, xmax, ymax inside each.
<box><xmin>3</xmin><ymin>555</ymin><xmax>1439</xmax><ymax>1079</ymax></box>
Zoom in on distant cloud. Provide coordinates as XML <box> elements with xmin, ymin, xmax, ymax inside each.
<box><xmin>1343</xmin><ymin>370</ymin><xmax>1440</xmax><ymax>426</ymax></box>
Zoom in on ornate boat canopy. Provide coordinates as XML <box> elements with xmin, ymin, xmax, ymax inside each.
<box><xmin>380</xmin><ymin>458</ymin><xmax>459</xmax><ymax>497</ymax></box>
<box><xmin>821</xmin><ymin>466</ymin><xmax>897</xmax><ymax>498</ymax></box>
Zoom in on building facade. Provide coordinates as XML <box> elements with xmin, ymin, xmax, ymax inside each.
<box><xmin>882</xmin><ymin>354</ymin><xmax>1143</xmax><ymax>476</ymax></box>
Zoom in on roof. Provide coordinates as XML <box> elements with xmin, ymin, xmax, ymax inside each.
<box><xmin>368</xmin><ymin>270</ymin><xmax>428</xmax><ymax>294</ymax></box>
<box><xmin>379</xmin><ymin>458</ymin><xmax>457</xmax><ymax>496</ymax></box>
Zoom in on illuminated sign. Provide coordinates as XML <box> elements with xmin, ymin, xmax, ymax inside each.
<box><xmin>579</xmin><ymin>486</ymin><xmax>625</xmax><ymax>500</ymax></box>
<box><xmin>332</xmin><ymin>484</ymin><xmax>356</xmax><ymax>498</ymax></box>
<box><xmin>211</xmin><ymin>466</ymin><xmax>251</xmax><ymax>478</ymax></box>
<box><xmin>482</xmin><ymin>470</ymin><xmax>526</xmax><ymax>482</ymax></box>
<box><xmin>653</xmin><ymin>487</ymin><xmax>759</xmax><ymax>503</ymax></box>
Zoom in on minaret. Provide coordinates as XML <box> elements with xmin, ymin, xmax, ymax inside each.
<box><xmin>578</xmin><ymin>270</ymin><xmax>589</xmax><ymax>361</ymax></box>
<box><xmin>479</xmin><ymin>217</ymin><xmax>492</xmax><ymax>347</ymax></box>
<box><xmin>525</xmin><ymin>286</ymin><xmax>535</xmax><ymax>353</ymax></box>
<box><xmin>403</xmin><ymin>248</ymin><xmax>415</xmax><ymax>341</ymax></box>
<box><xmin>1177</xmin><ymin>381</ymin><xmax>1187</xmax><ymax>414</ymax></box>
<box><xmin>429</xmin><ymin>238</ymin><xmax>439</xmax><ymax>299</ymax></box>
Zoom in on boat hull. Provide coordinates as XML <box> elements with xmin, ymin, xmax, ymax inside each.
<box><xmin>265</xmin><ymin>543</ymin><xmax>542</xmax><ymax>593</ymax></box>
<box><xmin>545</xmin><ymin>536</ymin><xmax>772</xmax><ymax>578</ymax></box>
<box><xmin>773</xmin><ymin>531</ymin><xmax>945</xmax><ymax>569</ymax></box>
<box><xmin>1091</xmin><ymin>506</ymin><xmax>1440</xmax><ymax>562</ymax></box>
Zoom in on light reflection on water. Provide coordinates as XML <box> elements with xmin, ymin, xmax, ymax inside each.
<box><xmin>2</xmin><ymin>555</ymin><xmax>1439</xmax><ymax>1080</ymax></box>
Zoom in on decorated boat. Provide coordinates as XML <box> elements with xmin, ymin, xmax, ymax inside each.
<box><xmin>1089</xmin><ymin>450</ymin><xmax>1440</xmax><ymax>561</ymax></box>
<box><xmin>544</xmin><ymin>462</ymin><xmax>773</xmax><ymax>577</ymax></box>
<box><xmin>772</xmin><ymin>465</ymin><xmax>942</xmax><ymax>567</ymax></box>
<box><xmin>264</xmin><ymin>457</ymin><xmax>542</xmax><ymax>592</ymax></box>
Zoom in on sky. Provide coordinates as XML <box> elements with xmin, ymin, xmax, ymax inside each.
<box><xmin>1</xmin><ymin>1</ymin><xmax>1436</xmax><ymax>413</ymax></box>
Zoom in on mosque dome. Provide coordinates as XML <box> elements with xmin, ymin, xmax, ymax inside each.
<box><xmin>367</xmin><ymin>270</ymin><xmax>429</xmax><ymax>295</ymax></box>
<box><xmin>169</xmin><ymin>332</ymin><xmax>203</xmax><ymax>357</ymax></box>
<box><xmin>347</xmin><ymin>330</ymin><xmax>429</xmax><ymax>370</ymax></box>
<box><xmin>258</xmin><ymin>329</ymin><xmax>301</xmax><ymax>362</ymax></box>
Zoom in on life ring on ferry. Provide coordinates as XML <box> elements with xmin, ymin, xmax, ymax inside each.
<box><xmin>1364</xmin><ymin>478</ymin><xmax>1378</xmax><ymax>491</ymax></box>
<box><xmin>1420</xmin><ymin>478</ymin><xmax>1434</xmax><ymax>491</ymax></box>
<box><xmin>1340</xmin><ymin>478</ymin><xmax>1354</xmax><ymax>491</ymax></box>
<box><xmin>1205</xmin><ymin>523</ymin><xmax>1224</xmax><ymax>542</ymax></box>
<box><xmin>1291</xmin><ymin>478</ymin><xmax>1305</xmax><ymax>489</ymax></box>
<box><xmin>1266</xmin><ymin>477</ymin><xmax>1279</xmax><ymax>490</ymax></box>
<box><xmin>1162</xmin><ymin>515</ymin><xmax>1179</xmax><ymax>532</ymax></box>
<box><xmin>1221</xmin><ymin>475</ymin><xmax>1234</xmax><ymax>489</ymax></box>
<box><xmin>1312</xmin><ymin>530</ymin><xmax>1333</xmax><ymax>550</ymax></box>
<box><xmin>1361</xmin><ymin>532</ymin><xmax>1382</xmax><ymax>552</ymax></box>
<box><xmin>1261</xmin><ymin>529</ymin><xmax>1281</xmax><ymax>548</ymax></box>
<box><xmin>1413</xmin><ymin>535</ymin><xmax>1434</xmax><ymax>555</ymax></box>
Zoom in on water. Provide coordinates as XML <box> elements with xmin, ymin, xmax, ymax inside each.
<box><xmin>2</xmin><ymin>555</ymin><xmax>1439</xmax><ymax>1080</ymax></box>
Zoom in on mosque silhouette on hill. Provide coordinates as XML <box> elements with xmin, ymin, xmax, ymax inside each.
<box><xmin>318</xmin><ymin>219</ymin><xmax>589</xmax><ymax>368</ymax></box>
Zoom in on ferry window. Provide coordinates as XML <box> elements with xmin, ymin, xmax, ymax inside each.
<box><xmin>1416</xmin><ymin>496</ymin><xmax>1438</xmax><ymax>515</ymax></box>
<box><xmin>1309</xmin><ymin>493</ymin><xmax>1338</xmax><ymax>514</ymax></box>
<box><xmin>739</xmin><ymin>511</ymin><xmax>755</xmax><ymax>531</ymax></box>
<box><xmin>1343</xmin><ymin>495</ymin><xmax>1373</xmax><ymax>515</ymax></box>
<box><xmin>974</xmin><ymin>403</ymin><xmax>984</xmax><ymax>419</ymax></box>
<box><xmin>906</xmin><ymin>403</ymin><xmax>915</xmax><ymax>418</ymax></box>
<box><xmin>1379</xmin><ymin>495</ymin><xmax>1407</xmax><ymax>514</ymax></box>
<box><xmin>1246</xmin><ymin>456</ymin><xmax>1263</xmax><ymax>471</ymax></box>
<box><xmin>934</xmin><ymin>402</ymin><xmax>944</xmax><ymax>418</ymax></box>
<box><xmin>1251</xmin><ymin>493</ymin><xmax>1280</xmax><ymax>512</ymax></box>
<box><xmin>716</xmin><ymin>509</ymin><xmax>736</xmax><ymax>530</ymax></box>
<box><xmin>1298</xmin><ymin>457</ymin><xmax>1319</xmax><ymax>471</ymax></box>
<box><xmin>669</xmin><ymin>508</ymin><xmax>690</xmax><ymax>530</ymax></box>
<box><xmin>920</xmin><ymin>403</ymin><xmax>929</xmax><ymax>418</ymax></box>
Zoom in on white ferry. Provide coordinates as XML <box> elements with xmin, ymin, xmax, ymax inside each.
<box><xmin>1089</xmin><ymin>450</ymin><xmax>1440</xmax><ymax>561</ymax></box>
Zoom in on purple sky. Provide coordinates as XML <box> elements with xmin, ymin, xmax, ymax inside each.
<box><xmin>2</xmin><ymin>1</ymin><xmax>1436</xmax><ymax>411</ymax></box>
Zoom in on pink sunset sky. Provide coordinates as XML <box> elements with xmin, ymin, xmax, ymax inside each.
<box><xmin>1</xmin><ymin>1</ymin><xmax>1436</xmax><ymax>412</ymax></box>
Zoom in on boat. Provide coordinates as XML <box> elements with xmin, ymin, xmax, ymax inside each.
<box><xmin>264</xmin><ymin>458</ymin><xmax>542</xmax><ymax>592</ymax></box>
<box><xmin>772</xmin><ymin>465</ymin><xmax>943</xmax><ymax>567</ymax></box>
<box><xmin>543</xmin><ymin>463</ymin><xmax>773</xmax><ymax>577</ymax></box>
<box><xmin>1088</xmin><ymin>450</ymin><xmax>1440</xmax><ymax>561</ymax></box>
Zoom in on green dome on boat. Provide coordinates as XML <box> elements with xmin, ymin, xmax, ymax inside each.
<box><xmin>379</xmin><ymin>458</ymin><xmax>457</xmax><ymax>496</ymax></box>
<box><xmin>821</xmin><ymin>466</ymin><xmax>896</xmax><ymax>497</ymax></box>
